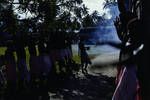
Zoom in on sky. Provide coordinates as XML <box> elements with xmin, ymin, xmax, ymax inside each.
<box><xmin>13</xmin><ymin>0</ymin><xmax>119</xmax><ymax>20</ymax></box>
<box><xmin>14</xmin><ymin>0</ymin><xmax>106</xmax><ymax>19</ymax></box>
<box><xmin>83</xmin><ymin>0</ymin><xmax>106</xmax><ymax>15</ymax></box>
<box><xmin>83</xmin><ymin>0</ymin><xmax>120</xmax><ymax>19</ymax></box>
<box><xmin>83</xmin><ymin>0</ymin><xmax>121</xmax><ymax>43</ymax></box>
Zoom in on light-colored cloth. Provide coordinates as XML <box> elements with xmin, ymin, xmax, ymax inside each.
<box><xmin>112</xmin><ymin>64</ymin><xmax>141</xmax><ymax>100</ymax></box>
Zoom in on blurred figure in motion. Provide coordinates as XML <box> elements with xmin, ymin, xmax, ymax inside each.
<box><xmin>78</xmin><ymin>38</ymin><xmax>92</xmax><ymax>74</ymax></box>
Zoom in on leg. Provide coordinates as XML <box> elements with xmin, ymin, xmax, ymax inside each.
<box><xmin>81</xmin><ymin>63</ymin><xmax>85</xmax><ymax>74</ymax></box>
<box><xmin>84</xmin><ymin>63</ymin><xmax>88</xmax><ymax>74</ymax></box>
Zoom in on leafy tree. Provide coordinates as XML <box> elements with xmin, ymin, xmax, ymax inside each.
<box><xmin>0</xmin><ymin>0</ymin><xmax>107</xmax><ymax>44</ymax></box>
<box><xmin>103</xmin><ymin>0</ymin><xmax>117</xmax><ymax>8</ymax></box>
<box><xmin>0</xmin><ymin>1</ymin><xmax>17</xmax><ymax>35</ymax></box>
<box><xmin>14</xmin><ymin>0</ymin><xmax>89</xmax><ymax>33</ymax></box>
<box><xmin>82</xmin><ymin>11</ymin><xmax>102</xmax><ymax>27</ymax></box>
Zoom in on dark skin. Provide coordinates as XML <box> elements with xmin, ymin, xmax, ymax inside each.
<box><xmin>116</xmin><ymin>0</ymin><xmax>150</xmax><ymax>99</ymax></box>
<box><xmin>79</xmin><ymin>39</ymin><xmax>91</xmax><ymax>74</ymax></box>
<box><xmin>113</xmin><ymin>0</ymin><xmax>150</xmax><ymax>100</ymax></box>
<box><xmin>28</xmin><ymin>37</ymin><xmax>37</xmax><ymax>56</ymax></box>
<box><xmin>14</xmin><ymin>35</ymin><xmax>26</xmax><ymax>59</ymax></box>
<box><xmin>38</xmin><ymin>40</ymin><xmax>46</xmax><ymax>55</ymax></box>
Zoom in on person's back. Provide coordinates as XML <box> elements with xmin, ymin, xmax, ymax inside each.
<box><xmin>5</xmin><ymin>47</ymin><xmax>16</xmax><ymax>81</ymax></box>
<box><xmin>14</xmin><ymin>35</ymin><xmax>26</xmax><ymax>59</ymax></box>
<box><xmin>28</xmin><ymin>38</ymin><xmax>37</xmax><ymax>56</ymax></box>
<box><xmin>14</xmin><ymin>35</ymin><xmax>30</xmax><ymax>85</ymax></box>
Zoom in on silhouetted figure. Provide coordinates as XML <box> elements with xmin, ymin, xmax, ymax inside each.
<box><xmin>0</xmin><ymin>55</ymin><xmax>5</xmax><ymax>89</ymax></box>
<box><xmin>4</xmin><ymin>46</ymin><xmax>17</xmax><ymax>100</ymax></box>
<box><xmin>56</xmin><ymin>31</ymin><xmax>66</xmax><ymax>75</ymax></box>
<box><xmin>28</xmin><ymin>37</ymin><xmax>40</xmax><ymax>78</ymax></box>
<box><xmin>28</xmin><ymin>37</ymin><xmax>41</xmax><ymax>100</ymax></box>
<box><xmin>48</xmin><ymin>31</ymin><xmax>66</xmax><ymax>74</ymax></box>
<box><xmin>37</xmin><ymin>38</ymin><xmax>50</xmax><ymax>100</ymax></box>
<box><xmin>65</xmin><ymin>34</ymin><xmax>73</xmax><ymax>60</ymax></box>
<box><xmin>47</xmin><ymin>32</ymin><xmax>57</xmax><ymax>74</ymax></box>
<box><xmin>47</xmin><ymin>32</ymin><xmax>59</xmax><ymax>91</ymax></box>
<box><xmin>38</xmin><ymin>38</ymin><xmax>52</xmax><ymax>77</ymax></box>
<box><xmin>112</xmin><ymin>12</ymin><xmax>142</xmax><ymax>100</ymax></box>
<box><xmin>78</xmin><ymin>39</ymin><xmax>91</xmax><ymax>74</ymax></box>
<box><xmin>117</xmin><ymin>1</ymin><xmax>150</xmax><ymax>99</ymax></box>
<box><xmin>63</xmin><ymin>33</ymin><xmax>73</xmax><ymax>75</ymax></box>
<box><xmin>47</xmin><ymin>31</ymin><xmax>69</xmax><ymax>90</ymax></box>
<box><xmin>14</xmin><ymin>34</ymin><xmax>30</xmax><ymax>89</ymax></box>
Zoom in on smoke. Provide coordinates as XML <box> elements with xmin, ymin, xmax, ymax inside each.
<box><xmin>91</xmin><ymin>4</ymin><xmax>121</xmax><ymax>44</ymax></box>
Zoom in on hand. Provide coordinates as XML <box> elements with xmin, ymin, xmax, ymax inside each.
<box><xmin>85</xmin><ymin>46</ymin><xmax>89</xmax><ymax>49</ymax></box>
<box><xmin>113</xmin><ymin>16</ymin><xmax>124</xmax><ymax>41</ymax></box>
<box><xmin>114</xmin><ymin>16</ymin><xmax>121</xmax><ymax>27</ymax></box>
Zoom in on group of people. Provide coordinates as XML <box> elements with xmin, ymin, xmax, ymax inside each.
<box><xmin>0</xmin><ymin>31</ymin><xmax>77</xmax><ymax>100</ymax></box>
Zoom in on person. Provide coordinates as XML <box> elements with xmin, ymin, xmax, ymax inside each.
<box><xmin>28</xmin><ymin>37</ymin><xmax>40</xmax><ymax>79</ymax></box>
<box><xmin>38</xmin><ymin>38</ymin><xmax>51</xmax><ymax>100</ymax></box>
<box><xmin>28</xmin><ymin>37</ymin><xmax>41</xmax><ymax>100</ymax></box>
<box><xmin>118</xmin><ymin>1</ymin><xmax>150</xmax><ymax>98</ymax></box>
<box><xmin>0</xmin><ymin>55</ymin><xmax>5</xmax><ymax>88</ymax></box>
<box><xmin>38</xmin><ymin>38</ymin><xmax>52</xmax><ymax>77</ymax></box>
<box><xmin>4</xmin><ymin>46</ymin><xmax>17</xmax><ymax>100</ymax></box>
<box><xmin>111</xmin><ymin>12</ymin><xmax>142</xmax><ymax>100</ymax></box>
<box><xmin>14</xmin><ymin>34</ymin><xmax>30</xmax><ymax>89</ymax></box>
<box><xmin>48</xmin><ymin>31</ymin><xmax>66</xmax><ymax>75</ymax></box>
<box><xmin>78</xmin><ymin>38</ymin><xmax>91</xmax><ymax>74</ymax></box>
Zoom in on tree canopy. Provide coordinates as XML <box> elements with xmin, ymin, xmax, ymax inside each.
<box><xmin>0</xmin><ymin>0</ymin><xmax>112</xmax><ymax>47</ymax></box>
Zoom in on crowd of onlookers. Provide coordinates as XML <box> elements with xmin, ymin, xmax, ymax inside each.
<box><xmin>0</xmin><ymin>31</ymin><xmax>92</xmax><ymax>100</ymax></box>
<box><xmin>0</xmin><ymin>31</ymin><xmax>77</xmax><ymax>100</ymax></box>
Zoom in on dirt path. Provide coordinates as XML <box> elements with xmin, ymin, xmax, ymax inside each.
<box><xmin>49</xmin><ymin>70</ymin><xmax>116</xmax><ymax>100</ymax></box>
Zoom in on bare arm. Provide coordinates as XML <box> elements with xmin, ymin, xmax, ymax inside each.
<box><xmin>96</xmin><ymin>41</ymin><xmax>123</xmax><ymax>49</ymax></box>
